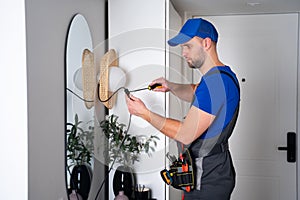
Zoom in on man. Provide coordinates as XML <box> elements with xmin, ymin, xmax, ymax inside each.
<box><xmin>126</xmin><ymin>18</ymin><xmax>240</xmax><ymax>200</ymax></box>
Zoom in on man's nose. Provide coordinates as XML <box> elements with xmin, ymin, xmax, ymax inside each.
<box><xmin>182</xmin><ymin>51</ymin><xmax>187</xmax><ymax>58</ymax></box>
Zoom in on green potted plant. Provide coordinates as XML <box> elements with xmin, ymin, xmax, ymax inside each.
<box><xmin>66</xmin><ymin>114</ymin><xmax>94</xmax><ymax>200</ymax></box>
<box><xmin>100</xmin><ymin>114</ymin><xmax>159</xmax><ymax>166</ymax></box>
<box><xmin>99</xmin><ymin>114</ymin><xmax>159</xmax><ymax>198</ymax></box>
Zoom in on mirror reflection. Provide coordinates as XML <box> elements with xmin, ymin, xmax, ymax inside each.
<box><xmin>65</xmin><ymin>14</ymin><xmax>94</xmax><ymax>200</ymax></box>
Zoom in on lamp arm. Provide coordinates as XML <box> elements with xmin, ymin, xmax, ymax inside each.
<box><xmin>97</xmin><ymin>84</ymin><xmax>126</xmax><ymax>103</ymax></box>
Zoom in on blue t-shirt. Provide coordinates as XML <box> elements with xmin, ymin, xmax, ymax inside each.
<box><xmin>192</xmin><ymin>66</ymin><xmax>240</xmax><ymax>139</ymax></box>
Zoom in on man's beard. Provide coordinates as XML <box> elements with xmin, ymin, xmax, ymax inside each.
<box><xmin>187</xmin><ymin>57</ymin><xmax>205</xmax><ymax>69</ymax></box>
<box><xmin>188</xmin><ymin>63</ymin><xmax>197</xmax><ymax>69</ymax></box>
<box><xmin>187</xmin><ymin>47</ymin><xmax>206</xmax><ymax>69</ymax></box>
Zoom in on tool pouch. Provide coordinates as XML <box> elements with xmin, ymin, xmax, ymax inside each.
<box><xmin>160</xmin><ymin>149</ymin><xmax>194</xmax><ymax>192</ymax></box>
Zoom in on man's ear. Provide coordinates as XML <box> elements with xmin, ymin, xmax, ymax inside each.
<box><xmin>202</xmin><ymin>38</ymin><xmax>212</xmax><ymax>50</ymax></box>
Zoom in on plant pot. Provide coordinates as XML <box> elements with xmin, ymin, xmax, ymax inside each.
<box><xmin>70</xmin><ymin>164</ymin><xmax>93</xmax><ymax>200</ymax></box>
<box><xmin>113</xmin><ymin>165</ymin><xmax>135</xmax><ymax>199</ymax></box>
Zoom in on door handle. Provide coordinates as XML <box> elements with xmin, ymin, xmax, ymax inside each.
<box><xmin>278</xmin><ymin>132</ymin><xmax>296</xmax><ymax>163</ymax></box>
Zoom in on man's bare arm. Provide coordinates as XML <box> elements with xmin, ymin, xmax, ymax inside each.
<box><xmin>126</xmin><ymin>95</ymin><xmax>214</xmax><ymax>145</ymax></box>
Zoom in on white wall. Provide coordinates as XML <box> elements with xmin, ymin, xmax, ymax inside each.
<box><xmin>25</xmin><ymin>0</ymin><xmax>106</xmax><ymax>199</ymax></box>
<box><xmin>0</xmin><ymin>1</ymin><xmax>27</xmax><ymax>199</ymax></box>
<box><xmin>109</xmin><ymin>0</ymin><xmax>167</xmax><ymax>199</ymax></box>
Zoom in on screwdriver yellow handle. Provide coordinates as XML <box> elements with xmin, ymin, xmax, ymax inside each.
<box><xmin>148</xmin><ymin>83</ymin><xmax>162</xmax><ymax>90</ymax></box>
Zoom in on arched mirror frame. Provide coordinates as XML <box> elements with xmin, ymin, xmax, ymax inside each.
<box><xmin>65</xmin><ymin>14</ymin><xmax>95</xmax><ymax>200</ymax></box>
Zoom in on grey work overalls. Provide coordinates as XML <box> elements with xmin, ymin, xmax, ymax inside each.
<box><xmin>184</xmin><ymin>70</ymin><xmax>240</xmax><ymax>200</ymax></box>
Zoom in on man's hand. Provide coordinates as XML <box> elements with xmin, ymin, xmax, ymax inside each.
<box><xmin>149</xmin><ymin>77</ymin><xmax>170</xmax><ymax>92</ymax></box>
<box><xmin>150</xmin><ymin>77</ymin><xmax>196</xmax><ymax>102</ymax></box>
<box><xmin>125</xmin><ymin>94</ymin><xmax>149</xmax><ymax>119</ymax></box>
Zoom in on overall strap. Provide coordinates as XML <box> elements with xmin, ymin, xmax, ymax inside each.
<box><xmin>204</xmin><ymin>69</ymin><xmax>240</xmax><ymax>94</ymax></box>
<box><xmin>202</xmin><ymin>70</ymin><xmax>240</xmax><ymax>157</ymax></box>
<box><xmin>179</xmin><ymin>69</ymin><xmax>240</xmax><ymax>157</ymax></box>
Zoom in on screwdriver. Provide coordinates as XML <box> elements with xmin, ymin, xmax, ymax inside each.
<box><xmin>129</xmin><ymin>83</ymin><xmax>162</xmax><ymax>92</ymax></box>
<box><xmin>125</xmin><ymin>83</ymin><xmax>163</xmax><ymax>100</ymax></box>
<box><xmin>148</xmin><ymin>83</ymin><xmax>163</xmax><ymax>90</ymax></box>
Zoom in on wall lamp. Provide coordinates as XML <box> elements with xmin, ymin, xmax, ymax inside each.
<box><xmin>73</xmin><ymin>49</ymin><xmax>126</xmax><ymax>109</ymax></box>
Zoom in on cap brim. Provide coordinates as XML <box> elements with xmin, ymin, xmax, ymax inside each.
<box><xmin>168</xmin><ymin>33</ymin><xmax>192</xmax><ymax>46</ymax></box>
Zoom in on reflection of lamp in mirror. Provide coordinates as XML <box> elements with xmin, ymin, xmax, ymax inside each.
<box><xmin>73</xmin><ymin>49</ymin><xmax>126</xmax><ymax>109</ymax></box>
<box><xmin>82</xmin><ymin>49</ymin><xmax>96</xmax><ymax>109</ymax></box>
<box><xmin>73</xmin><ymin>68</ymin><xmax>83</xmax><ymax>91</ymax></box>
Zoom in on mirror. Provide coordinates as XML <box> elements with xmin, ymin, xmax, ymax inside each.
<box><xmin>65</xmin><ymin>14</ymin><xmax>94</xmax><ymax>200</ymax></box>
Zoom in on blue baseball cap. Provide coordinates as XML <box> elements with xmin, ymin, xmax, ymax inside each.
<box><xmin>168</xmin><ymin>18</ymin><xmax>218</xmax><ymax>46</ymax></box>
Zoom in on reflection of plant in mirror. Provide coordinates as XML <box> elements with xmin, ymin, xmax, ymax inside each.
<box><xmin>100</xmin><ymin>114</ymin><xmax>159</xmax><ymax>166</ymax></box>
<box><xmin>66</xmin><ymin>114</ymin><xmax>94</xmax><ymax>169</ymax></box>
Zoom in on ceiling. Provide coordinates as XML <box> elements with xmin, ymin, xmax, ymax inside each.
<box><xmin>170</xmin><ymin>0</ymin><xmax>300</xmax><ymax>17</ymax></box>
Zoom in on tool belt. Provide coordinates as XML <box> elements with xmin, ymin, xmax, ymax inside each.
<box><xmin>160</xmin><ymin>142</ymin><xmax>230</xmax><ymax>192</ymax></box>
<box><xmin>160</xmin><ymin>149</ymin><xmax>194</xmax><ymax>192</ymax></box>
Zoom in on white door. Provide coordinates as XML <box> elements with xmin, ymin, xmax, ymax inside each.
<box><xmin>193</xmin><ymin>14</ymin><xmax>298</xmax><ymax>200</ymax></box>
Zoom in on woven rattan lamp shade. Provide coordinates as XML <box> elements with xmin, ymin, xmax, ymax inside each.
<box><xmin>99</xmin><ymin>49</ymin><xmax>119</xmax><ymax>109</ymax></box>
<box><xmin>82</xmin><ymin>49</ymin><xmax>95</xmax><ymax>109</ymax></box>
